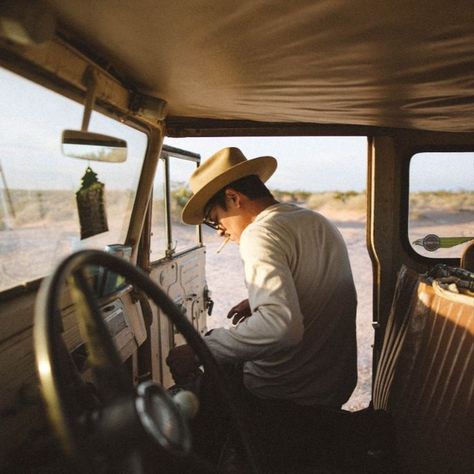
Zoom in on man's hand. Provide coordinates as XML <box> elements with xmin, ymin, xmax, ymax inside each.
<box><xmin>227</xmin><ymin>299</ymin><xmax>252</xmax><ymax>326</ymax></box>
<box><xmin>166</xmin><ymin>344</ymin><xmax>200</xmax><ymax>385</ymax></box>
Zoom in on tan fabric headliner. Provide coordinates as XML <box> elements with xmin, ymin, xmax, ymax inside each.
<box><xmin>47</xmin><ymin>0</ymin><xmax>474</xmax><ymax>132</ymax></box>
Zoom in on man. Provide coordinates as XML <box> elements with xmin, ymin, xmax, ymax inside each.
<box><xmin>166</xmin><ymin>147</ymin><xmax>359</xmax><ymax>469</ymax></box>
<box><xmin>168</xmin><ymin>146</ymin><xmax>357</xmax><ymax>409</ymax></box>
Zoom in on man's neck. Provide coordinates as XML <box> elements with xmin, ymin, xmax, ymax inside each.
<box><xmin>248</xmin><ymin>197</ymin><xmax>279</xmax><ymax>221</ymax></box>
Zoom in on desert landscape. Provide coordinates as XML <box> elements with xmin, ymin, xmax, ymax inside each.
<box><xmin>0</xmin><ymin>188</ymin><xmax>472</xmax><ymax>410</ymax></box>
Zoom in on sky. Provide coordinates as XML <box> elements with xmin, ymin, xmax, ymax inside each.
<box><xmin>165</xmin><ymin>136</ymin><xmax>368</xmax><ymax>192</ymax></box>
<box><xmin>1</xmin><ymin>66</ymin><xmax>473</xmax><ymax>193</ymax></box>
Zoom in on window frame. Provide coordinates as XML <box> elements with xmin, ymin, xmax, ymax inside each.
<box><xmin>403</xmin><ymin>144</ymin><xmax>474</xmax><ymax>265</ymax></box>
<box><xmin>153</xmin><ymin>145</ymin><xmax>201</xmax><ymax>261</ymax></box>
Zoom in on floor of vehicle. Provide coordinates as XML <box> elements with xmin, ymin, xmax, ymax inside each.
<box><xmin>209</xmin><ymin>404</ymin><xmax>399</xmax><ymax>474</ymax></box>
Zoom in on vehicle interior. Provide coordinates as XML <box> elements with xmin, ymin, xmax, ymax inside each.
<box><xmin>0</xmin><ymin>1</ymin><xmax>473</xmax><ymax>473</ymax></box>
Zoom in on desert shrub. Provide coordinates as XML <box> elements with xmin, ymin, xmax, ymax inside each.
<box><xmin>169</xmin><ymin>186</ymin><xmax>192</xmax><ymax>222</ymax></box>
<box><xmin>410</xmin><ymin>191</ymin><xmax>474</xmax><ymax>213</ymax></box>
<box><xmin>305</xmin><ymin>191</ymin><xmax>367</xmax><ymax>212</ymax></box>
<box><xmin>343</xmin><ymin>191</ymin><xmax>366</xmax><ymax>211</ymax></box>
<box><xmin>172</xmin><ymin>187</ymin><xmax>192</xmax><ymax>209</ymax></box>
<box><xmin>409</xmin><ymin>209</ymin><xmax>427</xmax><ymax>220</ymax></box>
<box><xmin>292</xmin><ymin>190</ymin><xmax>312</xmax><ymax>202</ymax></box>
<box><xmin>7</xmin><ymin>190</ymin><xmax>49</xmax><ymax>226</ymax></box>
<box><xmin>307</xmin><ymin>192</ymin><xmax>334</xmax><ymax>209</ymax></box>
<box><xmin>271</xmin><ymin>189</ymin><xmax>311</xmax><ymax>203</ymax></box>
<box><xmin>334</xmin><ymin>191</ymin><xmax>359</xmax><ymax>203</ymax></box>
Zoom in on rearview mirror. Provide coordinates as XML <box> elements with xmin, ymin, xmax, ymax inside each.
<box><xmin>62</xmin><ymin>130</ymin><xmax>127</xmax><ymax>162</ymax></box>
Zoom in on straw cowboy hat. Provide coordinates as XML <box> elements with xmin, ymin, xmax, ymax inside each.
<box><xmin>182</xmin><ymin>147</ymin><xmax>277</xmax><ymax>224</ymax></box>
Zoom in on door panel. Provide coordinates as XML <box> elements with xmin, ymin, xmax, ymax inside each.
<box><xmin>149</xmin><ymin>247</ymin><xmax>208</xmax><ymax>387</ymax></box>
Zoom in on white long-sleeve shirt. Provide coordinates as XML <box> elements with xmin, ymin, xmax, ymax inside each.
<box><xmin>205</xmin><ymin>203</ymin><xmax>357</xmax><ymax>407</ymax></box>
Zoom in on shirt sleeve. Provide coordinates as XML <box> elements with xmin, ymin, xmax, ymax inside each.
<box><xmin>204</xmin><ymin>223</ymin><xmax>304</xmax><ymax>363</ymax></box>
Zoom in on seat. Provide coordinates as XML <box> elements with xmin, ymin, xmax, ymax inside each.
<box><xmin>373</xmin><ymin>264</ymin><xmax>474</xmax><ymax>473</ymax></box>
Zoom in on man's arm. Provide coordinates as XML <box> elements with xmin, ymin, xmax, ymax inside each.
<box><xmin>205</xmin><ymin>225</ymin><xmax>304</xmax><ymax>363</ymax></box>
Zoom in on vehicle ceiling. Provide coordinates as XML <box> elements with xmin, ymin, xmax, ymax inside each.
<box><xmin>46</xmin><ymin>0</ymin><xmax>474</xmax><ymax>133</ymax></box>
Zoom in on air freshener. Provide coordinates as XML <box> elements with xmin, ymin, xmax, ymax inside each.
<box><xmin>76</xmin><ymin>166</ymin><xmax>108</xmax><ymax>239</ymax></box>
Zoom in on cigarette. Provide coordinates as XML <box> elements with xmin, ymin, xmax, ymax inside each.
<box><xmin>217</xmin><ymin>236</ymin><xmax>230</xmax><ymax>254</ymax></box>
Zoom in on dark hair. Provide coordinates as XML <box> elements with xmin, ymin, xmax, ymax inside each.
<box><xmin>204</xmin><ymin>174</ymin><xmax>273</xmax><ymax>214</ymax></box>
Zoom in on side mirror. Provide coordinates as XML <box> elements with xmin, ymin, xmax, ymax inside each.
<box><xmin>62</xmin><ymin>130</ymin><xmax>127</xmax><ymax>163</ymax></box>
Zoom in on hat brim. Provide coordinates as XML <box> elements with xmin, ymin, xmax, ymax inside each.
<box><xmin>181</xmin><ymin>156</ymin><xmax>277</xmax><ymax>225</ymax></box>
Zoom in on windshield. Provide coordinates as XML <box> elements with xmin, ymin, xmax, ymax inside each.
<box><xmin>0</xmin><ymin>67</ymin><xmax>148</xmax><ymax>292</ymax></box>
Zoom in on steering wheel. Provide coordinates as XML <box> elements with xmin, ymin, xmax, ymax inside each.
<box><xmin>34</xmin><ymin>249</ymin><xmax>258</xmax><ymax>473</ymax></box>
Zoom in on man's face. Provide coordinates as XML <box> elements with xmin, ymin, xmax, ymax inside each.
<box><xmin>205</xmin><ymin>190</ymin><xmax>252</xmax><ymax>243</ymax></box>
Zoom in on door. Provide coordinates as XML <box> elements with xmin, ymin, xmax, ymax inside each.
<box><xmin>147</xmin><ymin>145</ymin><xmax>211</xmax><ymax>387</ymax></box>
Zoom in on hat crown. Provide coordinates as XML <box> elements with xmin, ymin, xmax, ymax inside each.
<box><xmin>181</xmin><ymin>147</ymin><xmax>277</xmax><ymax>225</ymax></box>
<box><xmin>190</xmin><ymin>147</ymin><xmax>247</xmax><ymax>194</ymax></box>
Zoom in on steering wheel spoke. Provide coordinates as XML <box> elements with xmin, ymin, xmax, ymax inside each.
<box><xmin>69</xmin><ymin>267</ymin><xmax>131</xmax><ymax>400</ymax></box>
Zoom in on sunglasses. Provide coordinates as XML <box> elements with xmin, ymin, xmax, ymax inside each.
<box><xmin>202</xmin><ymin>217</ymin><xmax>220</xmax><ymax>230</ymax></box>
<box><xmin>202</xmin><ymin>205</ymin><xmax>220</xmax><ymax>230</ymax></box>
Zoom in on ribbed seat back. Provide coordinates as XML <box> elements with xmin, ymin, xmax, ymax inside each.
<box><xmin>373</xmin><ymin>265</ymin><xmax>473</xmax><ymax>473</ymax></box>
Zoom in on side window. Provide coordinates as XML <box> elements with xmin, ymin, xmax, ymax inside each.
<box><xmin>150</xmin><ymin>146</ymin><xmax>200</xmax><ymax>261</ymax></box>
<box><xmin>0</xmin><ymin>67</ymin><xmax>148</xmax><ymax>292</ymax></box>
<box><xmin>409</xmin><ymin>152</ymin><xmax>474</xmax><ymax>258</ymax></box>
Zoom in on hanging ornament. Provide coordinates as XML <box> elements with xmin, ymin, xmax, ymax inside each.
<box><xmin>76</xmin><ymin>166</ymin><xmax>108</xmax><ymax>239</ymax></box>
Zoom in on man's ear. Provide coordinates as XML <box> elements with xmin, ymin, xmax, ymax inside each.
<box><xmin>224</xmin><ymin>188</ymin><xmax>241</xmax><ymax>208</ymax></box>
